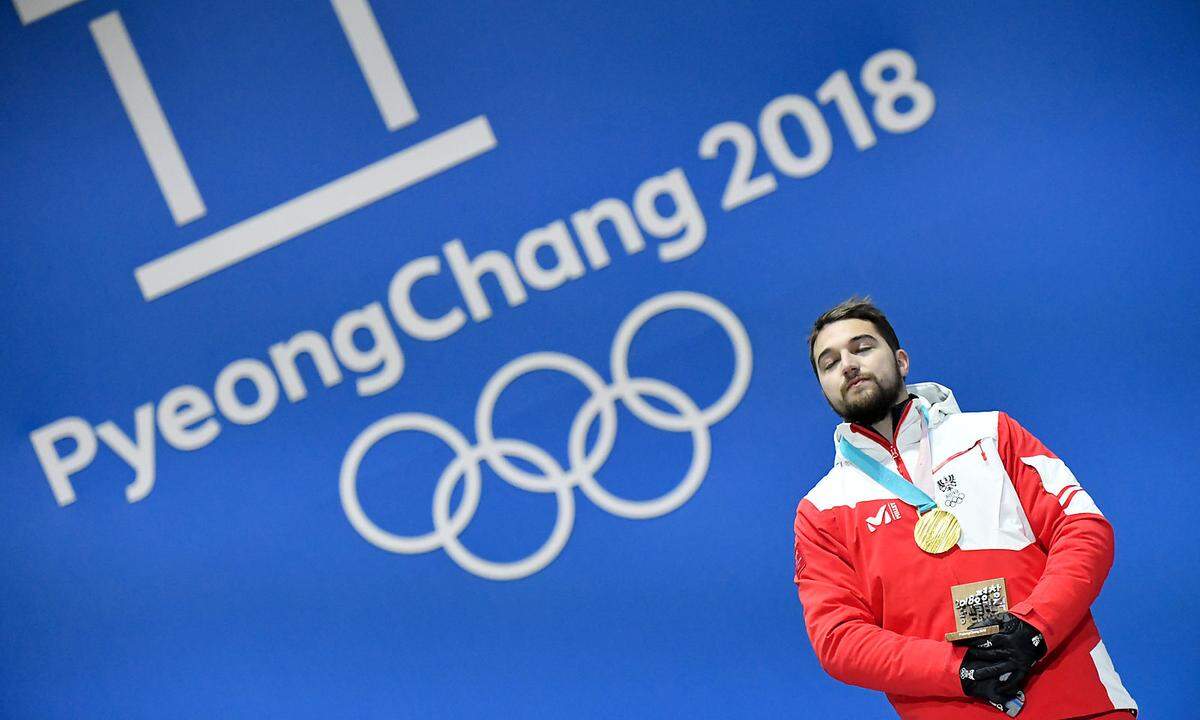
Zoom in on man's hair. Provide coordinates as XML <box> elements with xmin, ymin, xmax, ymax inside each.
<box><xmin>807</xmin><ymin>296</ymin><xmax>901</xmax><ymax>373</ymax></box>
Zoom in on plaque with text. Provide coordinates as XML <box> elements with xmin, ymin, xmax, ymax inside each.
<box><xmin>945</xmin><ymin>577</ymin><xmax>1008</xmax><ymax>642</ymax></box>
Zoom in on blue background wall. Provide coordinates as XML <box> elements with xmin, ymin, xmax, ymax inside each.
<box><xmin>3</xmin><ymin>1</ymin><xmax>1197</xmax><ymax>717</ymax></box>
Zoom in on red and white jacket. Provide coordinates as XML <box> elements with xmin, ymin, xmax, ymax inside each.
<box><xmin>793</xmin><ymin>383</ymin><xmax>1137</xmax><ymax>719</ymax></box>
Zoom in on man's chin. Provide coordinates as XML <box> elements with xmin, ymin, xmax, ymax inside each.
<box><xmin>843</xmin><ymin>412</ymin><xmax>889</xmax><ymax>427</ymax></box>
<box><xmin>840</xmin><ymin>396</ymin><xmax>891</xmax><ymax>427</ymax></box>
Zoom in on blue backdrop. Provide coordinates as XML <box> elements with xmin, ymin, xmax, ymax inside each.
<box><xmin>3</xmin><ymin>1</ymin><xmax>1197</xmax><ymax>717</ymax></box>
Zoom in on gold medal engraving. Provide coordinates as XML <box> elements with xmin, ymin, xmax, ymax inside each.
<box><xmin>913</xmin><ymin>508</ymin><xmax>960</xmax><ymax>554</ymax></box>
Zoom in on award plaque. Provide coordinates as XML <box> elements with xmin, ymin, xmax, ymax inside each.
<box><xmin>945</xmin><ymin>577</ymin><xmax>1008</xmax><ymax>642</ymax></box>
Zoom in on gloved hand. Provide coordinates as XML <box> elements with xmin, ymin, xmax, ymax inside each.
<box><xmin>959</xmin><ymin>657</ymin><xmax>1029</xmax><ymax>711</ymax></box>
<box><xmin>966</xmin><ymin>612</ymin><xmax>1048</xmax><ymax>669</ymax></box>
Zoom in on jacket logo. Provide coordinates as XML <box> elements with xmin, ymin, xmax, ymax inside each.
<box><xmin>937</xmin><ymin>473</ymin><xmax>966</xmax><ymax>508</ymax></box>
<box><xmin>866</xmin><ymin>502</ymin><xmax>902</xmax><ymax>532</ymax></box>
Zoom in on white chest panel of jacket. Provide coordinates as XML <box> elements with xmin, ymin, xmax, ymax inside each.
<box><xmin>924</xmin><ymin>412</ymin><xmax>1036</xmax><ymax>551</ymax></box>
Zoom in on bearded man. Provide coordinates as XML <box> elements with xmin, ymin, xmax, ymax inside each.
<box><xmin>793</xmin><ymin>297</ymin><xmax>1137</xmax><ymax>719</ymax></box>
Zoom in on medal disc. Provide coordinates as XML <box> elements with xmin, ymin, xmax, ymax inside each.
<box><xmin>913</xmin><ymin>508</ymin><xmax>960</xmax><ymax>554</ymax></box>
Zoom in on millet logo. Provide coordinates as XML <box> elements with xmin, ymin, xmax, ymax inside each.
<box><xmin>865</xmin><ymin>501</ymin><xmax>903</xmax><ymax>533</ymax></box>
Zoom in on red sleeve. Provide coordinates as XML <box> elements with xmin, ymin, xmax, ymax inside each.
<box><xmin>794</xmin><ymin>500</ymin><xmax>967</xmax><ymax>697</ymax></box>
<box><xmin>997</xmin><ymin>412</ymin><xmax>1114</xmax><ymax>652</ymax></box>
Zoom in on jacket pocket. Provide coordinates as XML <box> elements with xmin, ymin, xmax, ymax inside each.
<box><xmin>932</xmin><ymin>438</ymin><xmax>1035</xmax><ymax>551</ymax></box>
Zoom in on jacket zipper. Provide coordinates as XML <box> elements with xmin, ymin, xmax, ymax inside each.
<box><xmin>849</xmin><ymin>402</ymin><xmax>914</xmax><ymax>482</ymax></box>
<box><xmin>931</xmin><ymin>438</ymin><xmax>987</xmax><ymax>475</ymax></box>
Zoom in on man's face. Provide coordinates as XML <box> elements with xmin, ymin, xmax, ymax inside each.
<box><xmin>811</xmin><ymin>318</ymin><xmax>910</xmax><ymax>426</ymax></box>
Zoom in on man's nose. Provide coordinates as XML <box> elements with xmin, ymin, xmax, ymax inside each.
<box><xmin>840</xmin><ymin>351</ymin><xmax>860</xmax><ymax>376</ymax></box>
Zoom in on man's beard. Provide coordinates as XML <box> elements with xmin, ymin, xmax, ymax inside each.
<box><xmin>833</xmin><ymin>363</ymin><xmax>906</xmax><ymax>426</ymax></box>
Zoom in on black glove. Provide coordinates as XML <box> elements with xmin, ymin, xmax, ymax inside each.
<box><xmin>959</xmin><ymin>657</ymin><xmax>1029</xmax><ymax>711</ymax></box>
<box><xmin>966</xmin><ymin>612</ymin><xmax>1048</xmax><ymax>669</ymax></box>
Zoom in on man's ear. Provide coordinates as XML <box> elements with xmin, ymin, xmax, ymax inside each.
<box><xmin>896</xmin><ymin>348</ymin><xmax>910</xmax><ymax>379</ymax></box>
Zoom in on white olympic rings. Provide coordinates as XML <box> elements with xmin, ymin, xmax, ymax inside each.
<box><xmin>338</xmin><ymin>291</ymin><xmax>753</xmax><ymax>581</ymax></box>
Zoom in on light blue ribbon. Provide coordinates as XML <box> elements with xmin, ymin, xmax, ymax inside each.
<box><xmin>837</xmin><ymin>403</ymin><xmax>938</xmax><ymax>514</ymax></box>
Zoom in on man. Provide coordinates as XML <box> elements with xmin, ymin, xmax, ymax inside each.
<box><xmin>793</xmin><ymin>297</ymin><xmax>1137</xmax><ymax>719</ymax></box>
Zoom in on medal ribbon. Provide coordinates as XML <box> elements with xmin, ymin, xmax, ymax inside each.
<box><xmin>837</xmin><ymin>403</ymin><xmax>939</xmax><ymax>514</ymax></box>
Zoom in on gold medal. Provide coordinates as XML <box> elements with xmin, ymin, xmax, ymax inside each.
<box><xmin>913</xmin><ymin>508</ymin><xmax>960</xmax><ymax>554</ymax></box>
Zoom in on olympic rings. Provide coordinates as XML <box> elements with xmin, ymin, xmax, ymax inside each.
<box><xmin>338</xmin><ymin>291</ymin><xmax>753</xmax><ymax>580</ymax></box>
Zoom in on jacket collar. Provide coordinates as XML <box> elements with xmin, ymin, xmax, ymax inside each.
<box><xmin>831</xmin><ymin>382</ymin><xmax>960</xmax><ymax>464</ymax></box>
